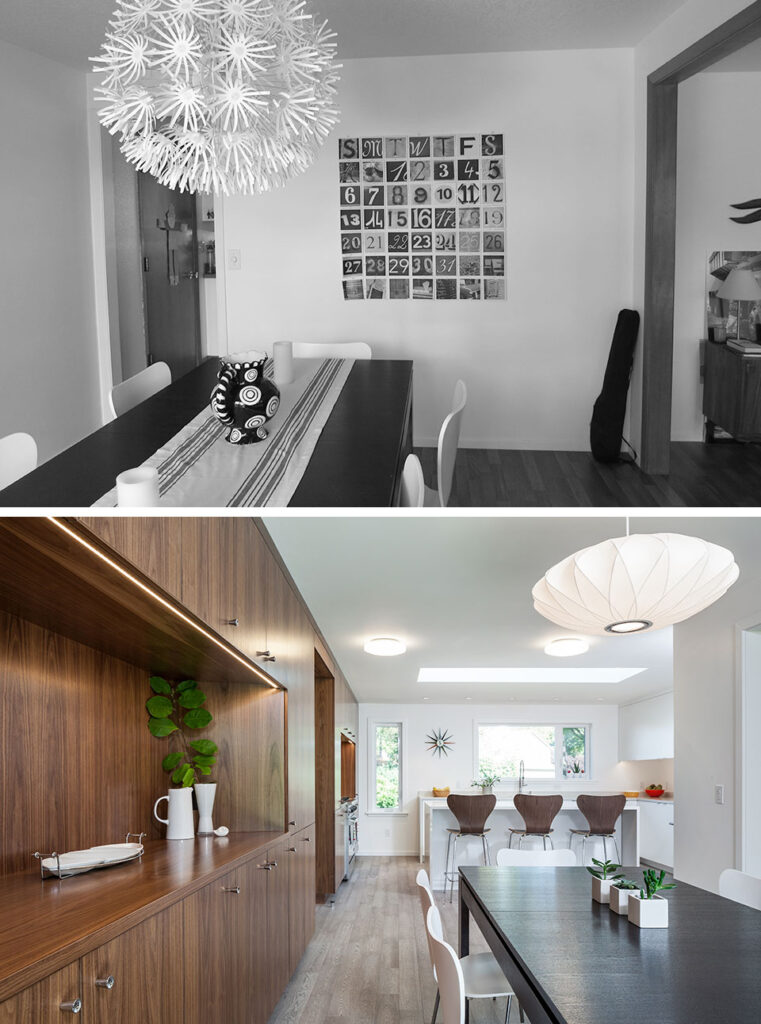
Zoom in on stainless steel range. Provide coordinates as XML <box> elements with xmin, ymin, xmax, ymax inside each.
<box><xmin>343</xmin><ymin>800</ymin><xmax>358</xmax><ymax>880</ymax></box>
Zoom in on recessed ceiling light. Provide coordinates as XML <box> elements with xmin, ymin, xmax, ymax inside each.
<box><xmin>423</xmin><ymin>697</ymin><xmax>431</xmax><ymax>701</ymax></box>
<box><xmin>544</xmin><ymin>637</ymin><xmax>589</xmax><ymax>657</ymax></box>
<box><xmin>364</xmin><ymin>637</ymin><xmax>406</xmax><ymax>657</ymax></box>
<box><xmin>465</xmin><ymin>696</ymin><xmax>472</xmax><ymax>701</ymax></box>
<box><xmin>417</xmin><ymin>667</ymin><xmax>645</xmax><ymax>684</ymax></box>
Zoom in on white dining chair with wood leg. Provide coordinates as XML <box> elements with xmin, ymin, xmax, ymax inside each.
<box><xmin>416</xmin><ymin>869</ymin><xmax>516</xmax><ymax>1024</ymax></box>
<box><xmin>292</xmin><ymin>341</ymin><xmax>372</xmax><ymax>360</ymax></box>
<box><xmin>0</xmin><ymin>432</ymin><xmax>38</xmax><ymax>490</ymax></box>
<box><xmin>399</xmin><ymin>453</ymin><xmax>425</xmax><ymax>507</ymax></box>
<box><xmin>719</xmin><ymin>868</ymin><xmax>761</xmax><ymax>911</ymax></box>
<box><xmin>109</xmin><ymin>362</ymin><xmax>172</xmax><ymax>418</ymax></box>
<box><xmin>424</xmin><ymin>379</ymin><xmax>467</xmax><ymax>507</ymax></box>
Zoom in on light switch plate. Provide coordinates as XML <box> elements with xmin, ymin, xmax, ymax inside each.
<box><xmin>227</xmin><ymin>248</ymin><xmax>242</xmax><ymax>270</ymax></box>
<box><xmin>715</xmin><ymin>784</ymin><xmax>725</xmax><ymax>805</ymax></box>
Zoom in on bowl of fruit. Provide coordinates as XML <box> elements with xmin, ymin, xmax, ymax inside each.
<box><xmin>645</xmin><ymin>784</ymin><xmax>665</xmax><ymax>798</ymax></box>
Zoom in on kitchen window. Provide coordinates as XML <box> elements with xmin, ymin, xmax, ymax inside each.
<box><xmin>369</xmin><ymin>721</ymin><xmax>404</xmax><ymax>812</ymax></box>
<box><xmin>475</xmin><ymin>723</ymin><xmax>590</xmax><ymax>781</ymax></box>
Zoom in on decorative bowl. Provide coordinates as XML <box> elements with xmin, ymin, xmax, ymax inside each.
<box><xmin>645</xmin><ymin>788</ymin><xmax>665</xmax><ymax>798</ymax></box>
<box><xmin>432</xmin><ymin>787</ymin><xmax>450</xmax><ymax>798</ymax></box>
<box><xmin>623</xmin><ymin>791</ymin><xmax>639</xmax><ymax>798</ymax></box>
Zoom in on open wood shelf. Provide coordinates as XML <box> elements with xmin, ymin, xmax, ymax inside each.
<box><xmin>0</xmin><ymin>518</ymin><xmax>281</xmax><ymax>693</ymax></box>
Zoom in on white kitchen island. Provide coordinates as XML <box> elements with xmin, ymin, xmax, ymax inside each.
<box><xmin>418</xmin><ymin>794</ymin><xmax>640</xmax><ymax>889</ymax></box>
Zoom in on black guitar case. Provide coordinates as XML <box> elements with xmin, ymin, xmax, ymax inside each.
<box><xmin>590</xmin><ymin>309</ymin><xmax>640</xmax><ymax>462</ymax></box>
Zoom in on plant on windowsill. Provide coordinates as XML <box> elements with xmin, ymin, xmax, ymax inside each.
<box><xmin>628</xmin><ymin>869</ymin><xmax>675</xmax><ymax>929</ymax></box>
<box><xmin>586</xmin><ymin>858</ymin><xmax>624</xmax><ymax>904</ymax></box>
<box><xmin>147</xmin><ymin>676</ymin><xmax>219</xmax><ymax>837</ymax></box>
<box><xmin>471</xmin><ymin>771</ymin><xmax>501</xmax><ymax>794</ymax></box>
<box><xmin>609</xmin><ymin>878</ymin><xmax>639</xmax><ymax>915</ymax></box>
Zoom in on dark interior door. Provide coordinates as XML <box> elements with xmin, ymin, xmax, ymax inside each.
<box><xmin>138</xmin><ymin>174</ymin><xmax>201</xmax><ymax>380</ymax></box>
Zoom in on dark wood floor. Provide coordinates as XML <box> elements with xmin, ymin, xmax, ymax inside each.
<box><xmin>416</xmin><ymin>443</ymin><xmax>761</xmax><ymax>507</ymax></box>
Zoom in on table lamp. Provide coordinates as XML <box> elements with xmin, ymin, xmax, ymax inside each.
<box><xmin>716</xmin><ymin>267</ymin><xmax>761</xmax><ymax>342</ymax></box>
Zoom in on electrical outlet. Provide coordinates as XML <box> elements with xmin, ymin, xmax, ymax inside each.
<box><xmin>715</xmin><ymin>784</ymin><xmax>725</xmax><ymax>805</ymax></box>
<box><xmin>227</xmin><ymin>248</ymin><xmax>242</xmax><ymax>270</ymax></box>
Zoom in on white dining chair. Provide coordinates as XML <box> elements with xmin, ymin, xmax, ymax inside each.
<box><xmin>496</xmin><ymin>848</ymin><xmax>577</xmax><ymax>867</ymax></box>
<box><xmin>424</xmin><ymin>379</ymin><xmax>467</xmax><ymax>508</ymax></box>
<box><xmin>399</xmin><ymin>453</ymin><xmax>425</xmax><ymax>507</ymax></box>
<box><xmin>109</xmin><ymin>362</ymin><xmax>172</xmax><ymax>418</ymax></box>
<box><xmin>292</xmin><ymin>342</ymin><xmax>372</xmax><ymax>360</ymax></box>
<box><xmin>416</xmin><ymin>869</ymin><xmax>516</xmax><ymax>1024</ymax></box>
<box><xmin>0</xmin><ymin>432</ymin><xmax>38</xmax><ymax>490</ymax></box>
<box><xmin>426</xmin><ymin>906</ymin><xmax>466</xmax><ymax>1024</ymax></box>
<box><xmin>719</xmin><ymin>868</ymin><xmax>761</xmax><ymax>911</ymax></box>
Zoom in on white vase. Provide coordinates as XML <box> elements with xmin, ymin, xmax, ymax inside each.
<box><xmin>628</xmin><ymin>893</ymin><xmax>669</xmax><ymax>928</ymax></box>
<box><xmin>591</xmin><ymin>876</ymin><xmax>614</xmax><ymax>904</ymax></box>
<box><xmin>609</xmin><ymin>885</ymin><xmax>634</xmax><ymax>915</ymax></box>
<box><xmin>153</xmin><ymin>787</ymin><xmax>194</xmax><ymax>840</ymax></box>
<box><xmin>194</xmin><ymin>782</ymin><xmax>217</xmax><ymax>836</ymax></box>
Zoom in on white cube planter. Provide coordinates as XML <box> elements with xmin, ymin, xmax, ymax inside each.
<box><xmin>628</xmin><ymin>893</ymin><xmax>669</xmax><ymax>928</ymax></box>
<box><xmin>609</xmin><ymin>885</ymin><xmax>635</xmax><ymax>915</ymax></box>
<box><xmin>591</xmin><ymin>877</ymin><xmax>614</xmax><ymax>904</ymax></box>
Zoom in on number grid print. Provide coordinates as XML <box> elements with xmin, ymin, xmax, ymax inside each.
<box><xmin>339</xmin><ymin>134</ymin><xmax>505</xmax><ymax>301</ymax></box>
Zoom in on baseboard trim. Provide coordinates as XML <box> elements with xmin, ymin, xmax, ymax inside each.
<box><xmin>357</xmin><ymin>850</ymin><xmax>418</xmax><ymax>858</ymax></box>
<box><xmin>415</xmin><ymin>438</ymin><xmax>593</xmax><ymax>452</ymax></box>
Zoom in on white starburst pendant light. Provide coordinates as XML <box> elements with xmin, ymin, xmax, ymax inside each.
<box><xmin>532</xmin><ymin>532</ymin><xmax>739</xmax><ymax>636</ymax></box>
<box><xmin>92</xmin><ymin>0</ymin><xmax>341</xmax><ymax>195</ymax></box>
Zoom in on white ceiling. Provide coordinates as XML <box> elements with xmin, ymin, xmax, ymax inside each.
<box><xmin>263</xmin><ymin>515</ymin><xmax>761</xmax><ymax>706</ymax></box>
<box><xmin>0</xmin><ymin>0</ymin><xmax>689</xmax><ymax>70</ymax></box>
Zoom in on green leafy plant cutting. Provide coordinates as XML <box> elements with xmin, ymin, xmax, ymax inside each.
<box><xmin>472</xmin><ymin>770</ymin><xmax>501</xmax><ymax>789</ymax></box>
<box><xmin>586</xmin><ymin>858</ymin><xmax>624</xmax><ymax>881</ymax></box>
<box><xmin>146</xmin><ymin>676</ymin><xmax>218</xmax><ymax>788</ymax></box>
<box><xmin>639</xmin><ymin>868</ymin><xmax>676</xmax><ymax>900</ymax></box>
<box><xmin>612</xmin><ymin>878</ymin><xmax>639</xmax><ymax>890</ymax></box>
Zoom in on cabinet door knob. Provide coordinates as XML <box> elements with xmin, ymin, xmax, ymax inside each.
<box><xmin>288</xmin><ymin>847</ymin><xmax>297</xmax><ymax>853</ymax></box>
<box><xmin>225</xmin><ymin>618</ymin><xmax>239</xmax><ymax>627</ymax></box>
<box><xmin>95</xmin><ymin>976</ymin><xmax>115</xmax><ymax>990</ymax></box>
<box><xmin>60</xmin><ymin>1000</ymin><xmax>82</xmax><ymax>1014</ymax></box>
<box><xmin>289</xmin><ymin>820</ymin><xmax>296</xmax><ymax>827</ymax></box>
<box><xmin>257</xmin><ymin>650</ymin><xmax>276</xmax><ymax>661</ymax></box>
<box><xmin>222</xmin><ymin>885</ymin><xmax>241</xmax><ymax>893</ymax></box>
<box><xmin>268</xmin><ymin>860</ymin><xmax>278</xmax><ymax>869</ymax></box>
<box><xmin>257</xmin><ymin>863</ymin><xmax>273</xmax><ymax>871</ymax></box>
<box><xmin>301</xmin><ymin>837</ymin><xmax>311</xmax><ymax>843</ymax></box>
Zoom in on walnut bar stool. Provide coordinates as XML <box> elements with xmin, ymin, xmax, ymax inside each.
<box><xmin>569</xmin><ymin>794</ymin><xmax>626</xmax><ymax>864</ymax></box>
<box><xmin>444</xmin><ymin>793</ymin><xmax>496</xmax><ymax>903</ymax></box>
<box><xmin>508</xmin><ymin>794</ymin><xmax>563</xmax><ymax>850</ymax></box>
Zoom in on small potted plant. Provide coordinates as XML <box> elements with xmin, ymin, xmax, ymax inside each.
<box><xmin>628</xmin><ymin>869</ymin><xmax>675</xmax><ymax>928</ymax></box>
<box><xmin>609</xmin><ymin>878</ymin><xmax>639</xmax><ymax>915</ymax></box>
<box><xmin>586</xmin><ymin>858</ymin><xmax>623</xmax><ymax>903</ymax></box>
<box><xmin>472</xmin><ymin>771</ymin><xmax>501</xmax><ymax>794</ymax></box>
<box><xmin>645</xmin><ymin>783</ymin><xmax>665</xmax><ymax>798</ymax></box>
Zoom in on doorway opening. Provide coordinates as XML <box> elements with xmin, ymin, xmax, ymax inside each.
<box><xmin>738</xmin><ymin>622</ymin><xmax>761</xmax><ymax>877</ymax></box>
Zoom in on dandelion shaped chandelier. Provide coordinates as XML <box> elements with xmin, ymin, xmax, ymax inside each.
<box><xmin>92</xmin><ymin>0</ymin><xmax>341</xmax><ymax>195</ymax></box>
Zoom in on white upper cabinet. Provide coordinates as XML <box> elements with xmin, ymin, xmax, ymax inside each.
<box><xmin>619</xmin><ymin>692</ymin><xmax>674</xmax><ymax>761</ymax></box>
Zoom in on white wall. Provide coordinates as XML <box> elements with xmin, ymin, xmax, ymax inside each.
<box><xmin>673</xmin><ymin>570</ymin><xmax>761</xmax><ymax>893</ymax></box>
<box><xmin>358</xmin><ymin>701</ymin><xmax>631</xmax><ymax>856</ymax></box>
<box><xmin>673</xmin><ymin>71</ymin><xmax>761</xmax><ymax>440</ymax></box>
<box><xmin>0</xmin><ymin>39</ymin><xmax>100</xmax><ymax>462</ymax></box>
<box><xmin>619</xmin><ymin>690</ymin><xmax>674</xmax><ymax>760</ymax></box>
<box><xmin>221</xmin><ymin>49</ymin><xmax>635</xmax><ymax>450</ymax></box>
<box><xmin>629</xmin><ymin>0</ymin><xmax>759</xmax><ymax>452</ymax></box>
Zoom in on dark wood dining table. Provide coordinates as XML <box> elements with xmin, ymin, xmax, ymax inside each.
<box><xmin>459</xmin><ymin>865</ymin><xmax>761</xmax><ymax>1024</ymax></box>
<box><xmin>0</xmin><ymin>357</ymin><xmax>413</xmax><ymax>507</ymax></box>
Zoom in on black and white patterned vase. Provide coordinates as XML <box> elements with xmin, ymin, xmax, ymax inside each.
<box><xmin>210</xmin><ymin>351</ymin><xmax>281</xmax><ymax>444</ymax></box>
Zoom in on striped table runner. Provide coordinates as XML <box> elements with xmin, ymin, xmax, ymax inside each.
<box><xmin>93</xmin><ymin>357</ymin><xmax>354</xmax><ymax>507</ymax></box>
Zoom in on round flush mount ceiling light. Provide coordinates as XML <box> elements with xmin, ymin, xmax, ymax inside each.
<box><xmin>532</xmin><ymin>532</ymin><xmax>739</xmax><ymax>637</ymax></box>
<box><xmin>544</xmin><ymin>637</ymin><xmax>590</xmax><ymax>657</ymax></box>
<box><xmin>92</xmin><ymin>0</ymin><xmax>341</xmax><ymax>195</ymax></box>
<box><xmin>364</xmin><ymin>637</ymin><xmax>406</xmax><ymax>657</ymax></box>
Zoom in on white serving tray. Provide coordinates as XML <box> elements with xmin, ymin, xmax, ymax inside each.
<box><xmin>38</xmin><ymin>842</ymin><xmax>144</xmax><ymax>878</ymax></box>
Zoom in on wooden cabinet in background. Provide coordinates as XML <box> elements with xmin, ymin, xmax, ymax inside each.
<box><xmin>264</xmin><ymin>836</ymin><xmax>292</xmax><ymax>1017</ymax></box>
<box><xmin>82</xmin><ymin>904</ymin><xmax>184</xmax><ymax>1024</ymax></box>
<box><xmin>0</xmin><ymin>963</ymin><xmax>81</xmax><ymax>1022</ymax></box>
<box><xmin>287</xmin><ymin>824</ymin><xmax>316</xmax><ymax>975</ymax></box>
<box><xmin>78</xmin><ymin>517</ymin><xmax>182</xmax><ymax>601</ymax></box>
<box><xmin>703</xmin><ymin>339</ymin><xmax>761</xmax><ymax>441</ymax></box>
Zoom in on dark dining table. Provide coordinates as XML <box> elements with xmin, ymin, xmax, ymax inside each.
<box><xmin>0</xmin><ymin>357</ymin><xmax>413</xmax><ymax>507</ymax></box>
<box><xmin>459</xmin><ymin>865</ymin><xmax>761</xmax><ymax>1024</ymax></box>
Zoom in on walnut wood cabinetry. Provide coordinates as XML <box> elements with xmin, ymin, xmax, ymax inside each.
<box><xmin>287</xmin><ymin>824</ymin><xmax>316</xmax><ymax>975</ymax></box>
<box><xmin>0</xmin><ymin>963</ymin><xmax>81</xmax><ymax>1023</ymax></box>
<box><xmin>82</xmin><ymin>905</ymin><xmax>185</xmax><ymax>1024</ymax></box>
<box><xmin>703</xmin><ymin>339</ymin><xmax>761</xmax><ymax>441</ymax></box>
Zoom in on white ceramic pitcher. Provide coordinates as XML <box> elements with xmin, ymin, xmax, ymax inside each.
<box><xmin>153</xmin><ymin>787</ymin><xmax>194</xmax><ymax>840</ymax></box>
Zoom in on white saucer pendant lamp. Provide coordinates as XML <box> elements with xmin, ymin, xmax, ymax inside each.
<box><xmin>92</xmin><ymin>0</ymin><xmax>341</xmax><ymax>195</ymax></box>
<box><xmin>532</xmin><ymin>533</ymin><xmax>739</xmax><ymax>636</ymax></box>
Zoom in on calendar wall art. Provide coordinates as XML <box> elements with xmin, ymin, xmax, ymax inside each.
<box><xmin>339</xmin><ymin>134</ymin><xmax>505</xmax><ymax>301</ymax></box>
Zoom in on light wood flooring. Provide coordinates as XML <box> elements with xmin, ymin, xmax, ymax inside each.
<box><xmin>269</xmin><ymin>856</ymin><xmax>515</xmax><ymax>1024</ymax></box>
<box><xmin>415</xmin><ymin>442</ymin><xmax>761</xmax><ymax>506</ymax></box>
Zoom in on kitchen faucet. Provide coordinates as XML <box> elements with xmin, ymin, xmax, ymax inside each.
<box><xmin>518</xmin><ymin>759</ymin><xmax>525</xmax><ymax>793</ymax></box>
